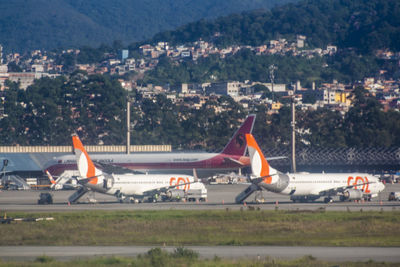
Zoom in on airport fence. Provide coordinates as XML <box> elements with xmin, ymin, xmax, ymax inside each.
<box><xmin>0</xmin><ymin>145</ymin><xmax>171</xmax><ymax>153</ymax></box>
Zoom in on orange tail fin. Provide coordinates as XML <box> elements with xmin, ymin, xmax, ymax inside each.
<box><xmin>72</xmin><ymin>135</ymin><xmax>101</xmax><ymax>185</ymax></box>
<box><xmin>245</xmin><ymin>134</ymin><xmax>277</xmax><ymax>184</ymax></box>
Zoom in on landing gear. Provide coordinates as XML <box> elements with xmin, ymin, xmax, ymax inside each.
<box><xmin>116</xmin><ymin>191</ymin><xmax>132</xmax><ymax>203</ymax></box>
<box><xmin>324</xmin><ymin>197</ymin><xmax>333</xmax><ymax>203</ymax></box>
<box><xmin>117</xmin><ymin>192</ymin><xmax>125</xmax><ymax>203</ymax></box>
<box><xmin>254</xmin><ymin>190</ymin><xmax>265</xmax><ymax>203</ymax></box>
<box><xmin>148</xmin><ymin>197</ymin><xmax>157</xmax><ymax>203</ymax></box>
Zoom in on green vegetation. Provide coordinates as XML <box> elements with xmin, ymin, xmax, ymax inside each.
<box><xmin>0</xmin><ymin>73</ymin><xmax>127</xmax><ymax>146</ymax></box>
<box><xmin>0</xmin><ymin>251</ymin><xmax>398</xmax><ymax>267</ymax></box>
<box><xmin>3</xmin><ymin>0</ymin><xmax>400</xmax><ymax>57</ymax></box>
<box><xmin>0</xmin><ymin>0</ymin><xmax>293</xmax><ymax>52</ymax></box>
<box><xmin>2</xmin><ymin>75</ymin><xmax>400</xmax><ymax>151</ymax></box>
<box><xmin>142</xmin><ymin>49</ymin><xmax>396</xmax><ymax>86</ymax></box>
<box><xmin>1</xmin><ymin>210</ymin><xmax>399</xmax><ymax>247</ymax></box>
<box><xmin>153</xmin><ymin>0</ymin><xmax>400</xmax><ymax>53</ymax></box>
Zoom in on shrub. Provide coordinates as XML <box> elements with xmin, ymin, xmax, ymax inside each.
<box><xmin>172</xmin><ymin>247</ymin><xmax>199</xmax><ymax>260</ymax></box>
<box><xmin>146</xmin><ymin>248</ymin><xmax>170</xmax><ymax>267</ymax></box>
<box><xmin>34</xmin><ymin>255</ymin><xmax>54</xmax><ymax>263</ymax></box>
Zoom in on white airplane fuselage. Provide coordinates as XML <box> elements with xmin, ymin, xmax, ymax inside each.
<box><xmin>87</xmin><ymin>173</ymin><xmax>195</xmax><ymax>197</ymax></box>
<box><xmin>242</xmin><ymin>134</ymin><xmax>386</xmax><ymax>203</ymax></box>
<box><xmin>44</xmin><ymin>152</ymin><xmax>243</xmax><ymax>178</ymax></box>
<box><xmin>44</xmin><ymin>114</ymin><xmax>257</xmax><ymax>179</ymax></box>
<box><xmin>257</xmin><ymin>172</ymin><xmax>385</xmax><ymax>199</ymax></box>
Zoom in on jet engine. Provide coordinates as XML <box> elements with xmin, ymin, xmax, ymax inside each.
<box><xmin>340</xmin><ymin>189</ymin><xmax>363</xmax><ymax>201</ymax></box>
<box><xmin>165</xmin><ymin>189</ymin><xmax>185</xmax><ymax>199</ymax></box>
<box><xmin>102</xmin><ymin>175</ymin><xmax>114</xmax><ymax>190</ymax></box>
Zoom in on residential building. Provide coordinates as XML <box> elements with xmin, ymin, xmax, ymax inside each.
<box><xmin>207</xmin><ymin>82</ymin><xmax>240</xmax><ymax>97</ymax></box>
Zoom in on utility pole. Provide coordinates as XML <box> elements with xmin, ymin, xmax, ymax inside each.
<box><xmin>291</xmin><ymin>84</ymin><xmax>297</xmax><ymax>173</ymax></box>
<box><xmin>126</xmin><ymin>98</ymin><xmax>131</xmax><ymax>154</ymax></box>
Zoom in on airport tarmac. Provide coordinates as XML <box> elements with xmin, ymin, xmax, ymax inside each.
<box><xmin>1</xmin><ymin>183</ymin><xmax>400</xmax><ymax>263</ymax></box>
<box><xmin>0</xmin><ymin>183</ymin><xmax>400</xmax><ymax>212</ymax></box>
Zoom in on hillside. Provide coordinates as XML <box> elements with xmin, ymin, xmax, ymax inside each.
<box><xmin>150</xmin><ymin>0</ymin><xmax>400</xmax><ymax>53</ymax></box>
<box><xmin>0</xmin><ymin>0</ymin><xmax>295</xmax><ymax>52</ymax></box>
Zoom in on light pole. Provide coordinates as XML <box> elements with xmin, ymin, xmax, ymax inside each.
<box><xmin>126</xmin><ymin>98</ymin><xmax>131</xmax><ymax>154</ymax></box>
<box><xmin>291</xmin><ymin>84</ymin><xmax>297</xmax><ymax>173</ymax></box>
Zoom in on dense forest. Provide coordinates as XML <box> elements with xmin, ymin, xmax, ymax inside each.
<box><xmin>3</xmin><ymin>0</ymin><xmax>399</xmax><ymax>53</ymax></box>
<box><xmin>149</xmin><ymin>0</ymin><xmax>400</xmax><ymax>53</ymax></box>
<box><xmin>1</xmin><ymin>74</ymin><xmax>400</xmax><ymax>151</ymax></box>
<box><xmin>0</xmin><ymin>0</ymin><xmax>294</xmax><ymax>52</ymax></box>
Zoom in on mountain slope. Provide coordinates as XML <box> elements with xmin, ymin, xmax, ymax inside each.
<box><xmin>0</xmin><ymin>0</ymin><xmax>296</xmax><ymax>52</ymax></box>
<box><xmin>150</xmin><ymin>0</ymin><xmax>400</xmax><ymax>52</ymax></box>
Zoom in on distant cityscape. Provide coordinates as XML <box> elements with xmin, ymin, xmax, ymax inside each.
<box><xmin>1</xmin><ymin>33</ymin><xmax>400</xmax><ymax>118</ymax></box>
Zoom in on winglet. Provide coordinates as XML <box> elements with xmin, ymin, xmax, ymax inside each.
<box><xmin>45</xmin><ymin>170</ymin><xmax>56</xmax><ymax>185</ymax></box>
<box><xmin>72</xmin><ymin>135</ymin><xmax>101</xmax><ymax>185</ymax></box>
<box><xmin>193</xmin><ymin>169</ymin><xmax>199</xmax><ymax>183</ymax></box>
<box><xmin>245</xmin><ymin>134</ymin><xmax>277</xmax><ymax>184</ymax></box>
<box><xmin>221</xmin><ymin>114</ymin><xmax>256</xmax><ymax>156</ymax></box>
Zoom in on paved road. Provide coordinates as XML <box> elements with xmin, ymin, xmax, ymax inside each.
<box><xmin>0</xmin><ymin>246</ymin><xmax>399</xmax><ymax>262</ymax></box>
<box><xmin>0</xmin><ymin>183</ymin><xmax>400</xmax><ymax>212</ymax></box>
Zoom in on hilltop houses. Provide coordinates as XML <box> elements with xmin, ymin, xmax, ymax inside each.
<box><xmin>0</xmin><ymin>34</ymin><xmax>399</xmax><ymax>115</ymax></box>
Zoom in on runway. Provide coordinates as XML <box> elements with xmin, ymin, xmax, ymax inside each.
<box><xmin>0</xmin><ymin>183</ymin><xmax>399</xmax><ymax>212</ymax></box>
<box><xmin>0</xmin><ymin>245</ymin><xmax>399</xmax><ymax>262</ymax></box>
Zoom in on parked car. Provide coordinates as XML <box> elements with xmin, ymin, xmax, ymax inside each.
<box><xmin>38</xmin><ymin>193</ymin><xmax>53</xmax><ymax>205</ymax></box>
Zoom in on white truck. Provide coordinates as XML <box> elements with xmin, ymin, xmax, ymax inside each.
<box><xmin>162</xmin><ymin>182</ymin><xmax>207</xmax><ymax>202</ymax></box>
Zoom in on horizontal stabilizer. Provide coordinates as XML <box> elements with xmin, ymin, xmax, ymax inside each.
<box><xmin>224</xmin><ymin>157</ymin><xmax>247</xmax><ymax>166</ymax></box>
<box><xmin>267</xmin><ymin>156</ymin><xmax>287</xmax><ymax>161</ymax></box>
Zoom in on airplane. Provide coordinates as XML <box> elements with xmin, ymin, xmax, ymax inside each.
<box><xmin>43</xmin><ymin>114</ymin><xmax>259</xmax><ymax>179</ymax></box>
<box><xmin>65</xmin><ymin>135</ymin><xmax>200</xmax><ymax>204</ymax></box>
<box><xmin>235</xmin><ymin>134</ymin><xmax>385</xmax><ymax>203</ymax></box>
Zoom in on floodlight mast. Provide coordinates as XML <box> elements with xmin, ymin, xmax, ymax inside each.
<box><xmin>291</xmin><ymin>84</ymin><xmax>297</xmax><ymax>173</ymax></box>
<box><xmin>126</xmin><ymin>98</ymin><xmax>131</xmax><ymax>154</ymax></box>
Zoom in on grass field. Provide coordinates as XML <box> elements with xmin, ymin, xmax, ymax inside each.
<box><xmin>1</xmin><ymin>209</ymin><xmax>399</xmax><ymax>247</ymax></box>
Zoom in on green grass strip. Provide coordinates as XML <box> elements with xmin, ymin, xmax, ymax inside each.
<box><xmin>0</xmin><ymin>210</ymin><xmax>399</xmax><ymax>246</ymax></box>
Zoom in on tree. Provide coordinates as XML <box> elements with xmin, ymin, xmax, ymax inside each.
<box><xmin>7</xmin><ymin>62</ymin><xmax>22</xmax><ymax>72</ymax></box>
<box><xmin>344</xmin><ymin>86</ymin><xmax>389</xmax><ymax>147</ymax></box>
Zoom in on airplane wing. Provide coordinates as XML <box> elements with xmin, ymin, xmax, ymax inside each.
<box><xmin>93</xmin><ymin>161</ymin><xmax>144</xmax><ymax>175</ymax></box>
<box><xmin>224</xmin><ymin>156</ymin><xmax>287</xmax><ymax>166</ymax></box>
<box><xmin>141</xmin><ymin>169</ymin><xmax>200</xmax><ymax>197</ymax></box>
<box><xmin>140</xmin><ymin>180</ymin><xmax>194</xmax><ymax>197</ymax></box>
<box><xmin>317</xmin><ymin>181</ymin><xmax>376</xmax><ymax>197</ymax></box>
